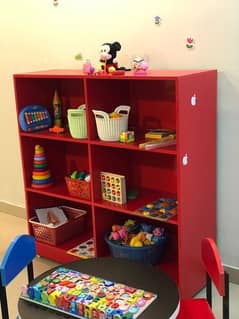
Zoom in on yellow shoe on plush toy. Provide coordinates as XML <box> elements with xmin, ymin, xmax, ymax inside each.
<box><xmin>108</xmin><ymin>66</ymin><xmax>116</xmax><ymax>73</ymax></box>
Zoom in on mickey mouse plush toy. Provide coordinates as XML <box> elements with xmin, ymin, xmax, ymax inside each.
<box><xmin>99</xmin><ymin>41</ymin><xmax>121</xmax><ymax>73</ymax></box>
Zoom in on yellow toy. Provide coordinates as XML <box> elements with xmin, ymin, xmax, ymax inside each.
<box><xmin>109</xmin><ymin>112</ymin><xmax>121</xmax><ymax>119</ymax></box>
<box><xmin>119</xmin><ymin>131</ymin><xmax>135</xmax><ymax>143</ymax></box>
<box><xmin>124</xmin><ymin>219</ymin><xmax>135</xmax><ymax>228</ymax></box>
<box><xmin>130</xmin><ymin>236</ymin><xmax>143</xmax><ymax>247</ymax></box>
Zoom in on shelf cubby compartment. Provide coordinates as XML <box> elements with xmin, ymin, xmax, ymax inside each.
<box><xmin>26</xmin><ymin>192</ymin><xmax>93</xmax><ymax>263</ymax></box>
<box><xmin>15</xmin><ymin>76</ymin><xmax>86</xmax><ymax>138</ymax></box>
<box><xmin>93</xmin><ymin>206</ymin><xmax>178</xmax><ymax>282</ymax></box>
<box><xmin>20</xmin><ymin>136</ymin><xmax>90</xmax><ymax>199</ymax></box>
<box><xmin>87</xmin><ymin>78</ymin><xmax>176</xmax><ymax>141</ymax></box>
<box><xmin>91</xmin><ymin>145</ymin><xmax>177</xmax><ymax>204</ymax></box>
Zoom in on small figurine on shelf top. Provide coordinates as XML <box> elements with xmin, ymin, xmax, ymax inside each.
<box><xmin>132</xmin><ymin>56</ymin><xmax>148</xmax><ymax>75</ymax></box>
<box><xmin>82</xmin><ymin>59</ymin><xmax>95</xmax><ymax>75</ymax></box>
<box><xmin>98</xmin><ymin>41</ymin><xmax>121</xmax><ymax>73</ymax></box>
<box><xmin>97</xmin><ymin>41</ymin><xmax>130</xmax><ymax>74</ymax></box>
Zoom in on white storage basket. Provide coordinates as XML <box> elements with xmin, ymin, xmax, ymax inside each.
<box><xmin>92</xmin><ymin>105</ymin><xmax>130</xmax><ymax>141</ymax></box>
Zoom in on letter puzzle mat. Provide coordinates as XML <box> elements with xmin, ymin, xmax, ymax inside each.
<box><xmin>20</xmin><ymin>267</ymin><xmax>157</xmax><ymax>318</ymax></box>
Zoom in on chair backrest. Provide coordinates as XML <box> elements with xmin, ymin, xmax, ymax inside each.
<box><xmin>0</xmin><ymin>234</ymin><xmax>36</xmax><ymax>319</ymax></box>
<box><xmin>201</xmin><ymin>237</ymin><xmax>229</xmax><ymax>319</ymax></box>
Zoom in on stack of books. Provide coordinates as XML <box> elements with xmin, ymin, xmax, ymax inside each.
<box><xmin>139</xmin><ymin>129</ymin><xmax>176</xmax><ymax>150</ymax></box>
<box><xmin>145</xmin><ymin>129</ymin><xmax>176</xmax><ymax>140</ymax></box>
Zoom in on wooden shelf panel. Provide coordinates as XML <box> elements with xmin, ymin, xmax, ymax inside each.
<box><xmin>90</xmin><ymin>139</ymin><xmax>177</xmax><ymax>155</ymax></box>
<box><xmin>20</xmin><ymin>130</ymin><xmax>88</xmax><ymax>143</ymax></box>
<box><xmin>94</xmin><ymin>188</ymin><xmax>178</xmax><ymax>226</ymax></box>
<box><xmin>94</xmin><ymin>202</ymin><xmax>178</xmax><ymax>225</ymax></box>
<box><xmin>26</xmin><ymin>182</ymin><xmax>91</xmax><ymax>205</ymax></box>
<box><xmin>20</xmin><ymin>131</ymin><xmax>176</xmax><ymax>155</ymax></box>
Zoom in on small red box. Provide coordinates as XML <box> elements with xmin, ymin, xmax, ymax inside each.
<box><xmin>65</xmin><ymin>176</ymin><xmax>91</xmax><ymax>200</ymax></box>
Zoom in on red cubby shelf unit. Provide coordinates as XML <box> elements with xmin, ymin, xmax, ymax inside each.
<box><xmin>14</xmin><ymin>69</ymin><xmax>217</xmax><ymax>298</ymax></box>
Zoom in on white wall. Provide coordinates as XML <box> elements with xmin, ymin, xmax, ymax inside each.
<box><xmin>1</xmin><ymin>0</ymin><xmax>239</xmax><ymax>268</ymax></box>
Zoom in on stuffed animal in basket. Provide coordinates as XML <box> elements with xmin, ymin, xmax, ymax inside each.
<box><xmin>98</xmin><ymin>41</ymin><xmax>121</xmax><ymax>73</ymax></box>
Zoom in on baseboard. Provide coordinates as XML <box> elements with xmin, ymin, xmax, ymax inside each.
<box><xmin>224</xmin><ymin>265</ymin><xmax>239</xmax><ymax>284</ymax></box>
<box><xmin>0</xmin><ymin>201</ymin><xmax>25</xmax><ymax>219</ymax></box>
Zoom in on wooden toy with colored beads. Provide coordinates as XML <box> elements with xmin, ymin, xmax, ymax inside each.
<box><xmin>101</xmin><ymin>172</ymin><xmax>126</xmax><ymax>204</ymax></box>
<box><xmin>135</xmin><ymin>198</ymin><xmax>177</xmax><ymax>221</ymax></box>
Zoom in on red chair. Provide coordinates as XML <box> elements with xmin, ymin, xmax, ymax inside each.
<box><xmin>177</xmin><ymin>237</ymin><xmax>229</xmax><ymax>319</ymax></box>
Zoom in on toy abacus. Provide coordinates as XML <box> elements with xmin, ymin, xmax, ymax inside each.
<box><xmin>19</xmin><ymin>105</ymin><xmax>51</xmax><ymax>132</ymax></box>
<box><xmin>101</xmin><ymin>171</ymin><xmax>126</xmax><ymax>204</ymax></box>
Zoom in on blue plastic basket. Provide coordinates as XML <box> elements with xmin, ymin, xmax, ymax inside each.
<box><xmin>104</xmin><ymin>232</ymin><xmax>166</xmax><ymax>265</ymax></box>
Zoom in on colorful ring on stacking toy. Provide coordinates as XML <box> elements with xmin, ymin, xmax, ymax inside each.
<box><xmin>33</xmin><ymin>160</ymin><xmax>47</xmax><ymax>165</ymax></box>
<box><xmin>32</xmin><ymin>170</ymin><xmax>50</xmax><ymax>176</ymax></box>
<box><xmin>33</xmin><ymin>163</ymin><xmax>48</xmax><ymax>168</ymax></box>
<box><xmin>31</xmin><ymin>183</ymin><xmax>53</xmax><ymax>189</ymax></box>
<box><xmin>32</xmin><ymin>178</ymin><xmax>53</xmax><ymax>185</ymax></box>
<box><xmin>32</xmin><ymin>174</ymin><xmax>51</xmax><ymax>180</ymax></box>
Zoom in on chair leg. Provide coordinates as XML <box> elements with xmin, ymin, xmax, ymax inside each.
<box><xmin>223</xmin><ymin>271</ymin><xmax>229</xmax><ymax>319</ymax></box>
<box><xmin>0</xmin><ymin>285</ymin><xmax>9</xmax><ymax>319</ymax></box>
<box><xmin>206</xmin><ymin>272</ymin><xmax>212</xmax><ymax>307</ymax></box>
<box><xmin>27</xmin><ymin>262</ymin><xmax>34</xmax><ymax>283</ymax></box>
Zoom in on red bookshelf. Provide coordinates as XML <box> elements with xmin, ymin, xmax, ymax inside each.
<box><xmin>14</xmin><ymin>69</ymin><xmax>217</xmax><ymax>298</ymax></box>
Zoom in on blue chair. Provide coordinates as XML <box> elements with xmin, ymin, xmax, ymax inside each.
<box><xmin>0</xmin><ymin>234</ymin><xmax>36</xmax><ymax>319</ymax></box>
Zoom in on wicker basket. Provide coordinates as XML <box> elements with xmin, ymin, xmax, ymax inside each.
<box><xmin>29</xmin><ymin>206</ymin><xmax>87</xmax><ymax>245</ymax></box>
<box><xmin>65</xmin><ymin>176</ymin><xmax>91</xmax><ymax>200</ymax></box>
<box><xmin>92</xmin><ymin>105</ymin><xmax>130</xmax><ymax>141</ymax></box>
<box><xmin>67</xmin><ymin>105</ymin><xmax>87</xmax><ymax>139</ymax></box>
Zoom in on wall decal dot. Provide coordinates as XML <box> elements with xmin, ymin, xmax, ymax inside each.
<box><xmin>154</xmin><ymin>16</ymin><xmax>161</xmax><ymax>25</ymax></box>
<box><xmin>75</xmin><ymin>53</ymin><xmax>83</xmax><ymax>60</ymax></box>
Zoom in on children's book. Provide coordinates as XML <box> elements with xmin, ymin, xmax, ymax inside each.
<box><xmin>145</xmin><ymin>129</ymin><xmax>176</xmax><ymax>140</ymax></box>
<box><xmin>35</xmin><ymin>206</ymin><xmax>68</xmax><ymax>227</ymax></box>
<box><xmin>139</xmin><ymin>135</ymin><xmax>176</xmax><ymax>150</ymax></box>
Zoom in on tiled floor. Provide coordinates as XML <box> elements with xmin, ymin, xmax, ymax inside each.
<box><xmin>0</xmin><ymin>211</ymin><xmax>238</xmax><ymax>318</ymax></box>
